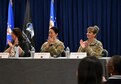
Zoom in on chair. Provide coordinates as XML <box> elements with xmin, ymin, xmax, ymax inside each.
<box><xmin>61</xmin><ymin>50</ymin><xmax>66</xmax><ymax>57</ymax></box>
<box><xmin>102</xmin><ymin>49</ymin><xmax>108</xmax><ymax>57</ymax></box>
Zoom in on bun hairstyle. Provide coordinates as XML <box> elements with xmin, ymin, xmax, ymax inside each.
<box><xmin>94</xmin><ymin>25</ymin><xmax>99</xmax><ymax>34</ymax></box>
<box><xmin>87</xmin><ymin>25</ymin><xmax>99</xmax><ymax>35</ymax></box>
<box><xmin>50</xmin><ymin>27</ymin><xmax>59</xmax><ymax>34</ymax></box>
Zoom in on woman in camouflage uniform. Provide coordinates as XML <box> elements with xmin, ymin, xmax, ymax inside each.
<box><xmin>78</xmin><ymin>26</ymin><xmax>103</xmax><ymax>58</ymax></box>
<box><xmin>41</xmin><ymin>27</ymin><xmax>65</xmax><ymax>57</ymax></box>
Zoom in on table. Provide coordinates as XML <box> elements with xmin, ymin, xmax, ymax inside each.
<box><xmin>0</xmin><ymin>57</ymin><xmax>109</xmax><ymax>84</ymax></box>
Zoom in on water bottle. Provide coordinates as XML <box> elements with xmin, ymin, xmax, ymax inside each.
<box><xmin>30</xmin><ymin>47</ymin><xmax>35</xmax><ymax>58</ymax></box>
<box><xmin>14</xmin><ymin>44</ymin><xmax>19</xmax><ymax>58</ymax></box>
<box><xmin>66</xmin><ymin>47</ymin><xmax>70</xmax><ymax>58</ymax></box>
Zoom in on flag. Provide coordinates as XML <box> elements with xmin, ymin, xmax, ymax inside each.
<box><xmin>6</xmin><ymin>0</ymin><xmax>14</xmax><ymax>44</ymax></box>
<box><xmin>49</xmin><ymin>0</ymin><xmax>57</xmax><ymax>28</ymax></box>
<box><xmin>23</xmin><ymin>0</ymin><xmax>35</xmax><ymax>47</ymax></box>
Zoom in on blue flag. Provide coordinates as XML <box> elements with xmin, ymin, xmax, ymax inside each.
<box><xmin>6</xmin><ymin>0</ymin><xmax>14</xmax><ymax>44</ymax></box>
<box><xmin>49</xmin><ymin>0</ymin><xmax>57</xmax><ymax>28</ymax></box>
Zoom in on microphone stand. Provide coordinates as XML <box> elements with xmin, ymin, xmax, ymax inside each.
<box><xmin>22</xmin><ymin>31</ymin><xmax>35</xmax><ymax>57</ymax></box>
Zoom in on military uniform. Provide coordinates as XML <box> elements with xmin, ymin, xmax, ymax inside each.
<box><xmin>78</xmin><ymin>39</ymin><xmax>103</xmax><ymax>58</ymax></box>
<box><xmin>41</xmin><ymin>39</ymin><xmax>65</xmax><ymax>57</ymax></box>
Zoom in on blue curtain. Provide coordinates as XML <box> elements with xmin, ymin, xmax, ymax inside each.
<box><xmin>0</xmin><ymin>0</ymin><xmax>121</xmax><ymax>56</ymax></box>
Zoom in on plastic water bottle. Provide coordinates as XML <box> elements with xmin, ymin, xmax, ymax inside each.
<box><xmin>14</xmin><ymin>44</ymin><xmax>19</xmax><ymax>58</ymax></box>
<box><xmin>30</xmin><ymin>47</ymin><xmax>35</xmax><ymax>58</ymax></box>
<box><xmin>66</xmin><ymin>47</ymin><xmax>70</xmax><ymax>58</ymax></box>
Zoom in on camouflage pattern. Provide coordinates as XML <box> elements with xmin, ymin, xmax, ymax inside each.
<box><xmin>41</xmin><ymin>39</ymin><xmax>65</xmax><ymax>57</ymax></box>
<box><xmin>78</xmin><ymin>39</ymin><xmax>103</xmax><ymax>58</ymax></box>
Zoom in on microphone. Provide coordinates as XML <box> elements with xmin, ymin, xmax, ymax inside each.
<box><xmin>22</xmin><ymin>31</ymin><xmax>35</xmax><ymax>57</ymax></box>
<box><xmin>22</xmin><ymin>31</ymin><xmax>34</xmax><ymax>48</ymax></box>
<box><xmin>22</xmin><ymin>31</ymin><xmax>31</xmax><ymax>44</ymax></box>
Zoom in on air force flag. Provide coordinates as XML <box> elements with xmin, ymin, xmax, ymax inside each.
<box><xmin>49</xmin><ymin>0</ymin><xmax>57</xmax><ymax>28</ymax></box>
<box><xmin>6</xmin><ymin>0</ymin><xmax>14</xmax><ymax>44</ymax></box>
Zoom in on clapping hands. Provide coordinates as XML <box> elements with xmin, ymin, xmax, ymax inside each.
<box><xmin>80</xmin><ymin>39</ymin><xmax>88</xmax><ymax>48</ymax></box>
<box><xmin>7</xmin><ymin>40</ymin><xmax>13</xmax><ymax>47</ymax></box>
<box><xmin>7</xmin><ymin>37</ymin><xmax>18</xmax><ymax>47</ymax></box>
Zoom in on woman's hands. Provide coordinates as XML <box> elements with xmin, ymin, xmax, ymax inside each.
<box><xmin>7</xmin><ymin>37</ymin><xmax>19</xmax><ymax>47</ymax></box>
<box><xmin>47</xmin><ymin>36</ymin><xmax>56</xmax><ymax>45</ymax></box>
<box><xmin>7</xmin><ymin>40</ymin><xmax>13</xmax><ymax>47</ymax></box>
<box><xmin>80</xmin><ymin>39</ymin><xmax>88</xmax><ymax>48</ymax></box>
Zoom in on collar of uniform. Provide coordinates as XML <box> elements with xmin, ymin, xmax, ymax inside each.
<box><xmin>109</xmin><ymin>75</ymin><xmax>121</xmax><ymax>79</ymax></box>
<box><xmin>56</xmin><ymin>39</ymin><xmax>59</xmax><ymax>43</ymax></box>
<box><xmin>87</xmin><ymin>38</ymin><xmax>98</xmax><ymax>46</ymax></box>
<box><xmin>51</xmin><ymin>39</ymin><xmax>60</xmax><ymax>45</ymax></box>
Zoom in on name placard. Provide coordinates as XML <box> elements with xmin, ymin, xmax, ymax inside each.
<box><xmin>34</xmin><ymin>53</ymin><xmax>50</xmax><ymax>59</ymax></box>
<box><xmin>70</xmin><ymin>52</ymin><xmax>87</xmax><ymax>59</ymax></box>
<box><xmin>0</xmin><ymin>53</ymin><xmax>9</xmax><ymax>58</ymax></box>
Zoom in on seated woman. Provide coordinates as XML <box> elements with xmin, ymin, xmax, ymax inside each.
<box><xmin>105</xmin><ymin>55</ymin><xmax>121</xmax><ymax>84</ymax></box>
<box><xmin>78</xmin><ymin>25</ymin><xmax>103</xmax><ymax>58</ymax></box>
<box><xmin>78</xmin><ymin>56</ymin><xmax>103</xmax><ymax>84</ymax></box>
<box><xmin>40</xmin><ymin>27</ymin><xmax>65</xmax><ymax>57</ymax></box>
<box><xmin>4</xmin><ymin>28</ymin><xmax>30</xmax><ymax>57</ymax></box>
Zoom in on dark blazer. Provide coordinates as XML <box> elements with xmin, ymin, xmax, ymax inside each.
<box><xmin>19</xmin><ymin>39</ymin><xmax>30</xmax><ymax>57</ymax></box>
<box><xmin>5</xmin><ymin>39</ymin><xmax>30</xmax><ymax>57</ymax></box>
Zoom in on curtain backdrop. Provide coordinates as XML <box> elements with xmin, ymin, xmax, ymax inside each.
<box><xmin>0</xmin><ymin>0</ymin><xmax>121</xmax><ymax>56</ymax></box>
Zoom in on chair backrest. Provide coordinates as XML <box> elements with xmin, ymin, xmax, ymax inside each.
<box><xmin>61</xmin><ymin>50</ymin><xmax>66</xmax><ymax>57</ymax></box>
<box><xmin>102</xmin><ymin>49</ymin><xmax>108</xmax><ymax>57</ymax></box>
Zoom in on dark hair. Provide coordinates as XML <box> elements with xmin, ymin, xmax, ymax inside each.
<box><xmin>110</xmin><ymin>55</ymin><xmax>121</xmax><ymax>75</ymax></box>
<box><xmin>50</xmin><ymin>27</ymin><xmax>59</xmax><ymax>34</ymax></box>
<box><xmin>87</xmin><ymin>25</ymin><xmax>99</xmax><ymax>35</ymax></box>
<box><xmin>78</xmin><ymin>56</ymin><xmax>103</xmax><ymax>84</ymax></box>
<box><xmin>12</xmin><ymin>28</ymin><xmax>23</xmax><ymax>41</ymax></box>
